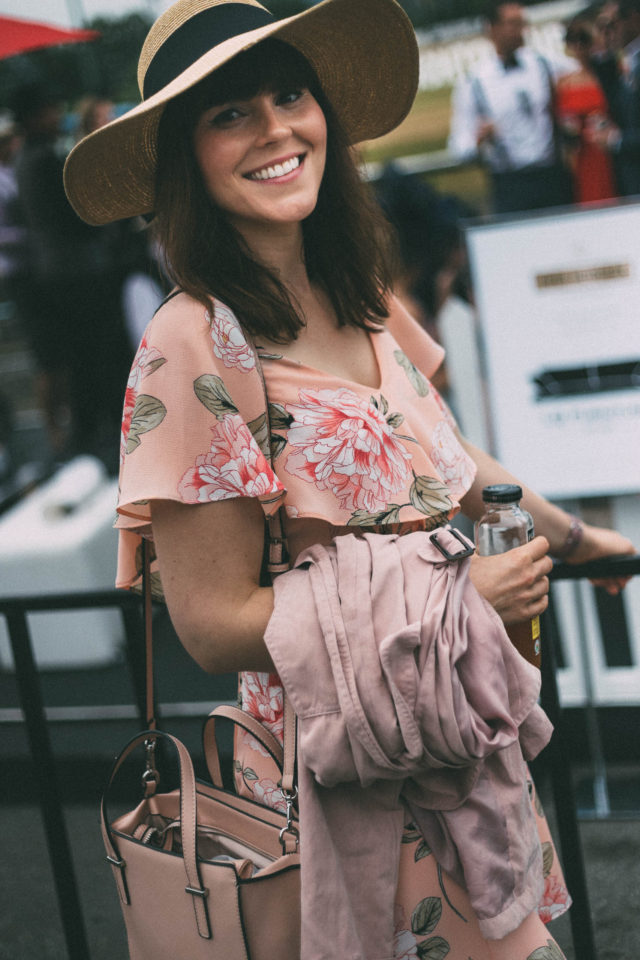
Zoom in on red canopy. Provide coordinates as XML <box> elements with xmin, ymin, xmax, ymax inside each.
<box><xmin>0</xmin><ymin>15</ymin><xmax>100</xmax><ymax>59</ymax></box>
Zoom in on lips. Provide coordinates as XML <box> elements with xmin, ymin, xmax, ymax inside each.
<box><xmin>245</xmin><ymin>153</ymin><xmax>304</xmax><ymax>181</ymax></box>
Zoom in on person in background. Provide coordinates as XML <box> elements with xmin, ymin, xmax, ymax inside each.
<box><xmin>588</xmin><ymin>0</ymin><xmax>640</xmax><ymax>195</ymax></box>
<box><xmin>0</xmin><ymin>111</ymin><xmax>26</xmax><ymax>486</ymax></box>
<box><xmin>75</xmin><ymin>96</ymin><xmax>115</xmax><ymax>139</ymax></box>
<box><xmin>73</xmin><ymin>94</ymin><xmax>166</xmax><ymax>353</ymax></box>
<box><xmin>12</xmin><ymin>83</ymin><xmax>133</xmax><ymax>472</ymax></box>
<box><xmin>373</xmin><ymin>164</ymin><xmax>474</xmax><ymax>400</ymax></box>
<box><xmin>448</xmin><ymin>1</ymin><xmax>573</xmax><ymax>214</ymax></box>
<box><xmin>555</xmin><ymin>14</ymin><xmax>619</xmax><ymax>202</ymax></box>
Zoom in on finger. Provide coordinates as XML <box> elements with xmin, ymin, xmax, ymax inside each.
<box><xmin>529</xmin><ymin>593</ymin><xmax>549</xmax><ymax>616</ymax></box>
<box><xmin>590</xmin><ymin>576</ymin><xmax>632</xmax><ymax>595</ymax></box>
<box><xmin>526</xmin><ymin>536</ymin><xmax>550</xmax><ymax>560</ymax></box>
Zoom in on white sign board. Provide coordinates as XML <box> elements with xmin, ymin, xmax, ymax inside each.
<box><xmin>466</xmin><ymin>202</ymin><xmax>640</xmax><ymax>498</ymax></box>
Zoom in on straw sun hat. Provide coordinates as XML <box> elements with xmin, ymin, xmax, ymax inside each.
<box><xmin>63</xmin><ymin>0</ymin><xmax>419</xmax><ymax>225</ymax></box>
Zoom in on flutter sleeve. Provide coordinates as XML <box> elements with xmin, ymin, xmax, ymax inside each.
<box><xmin>385</xmin><ymin>295</ymin><xmax>445</xmax><ymax>382</ymax></box>
<box><xmin>115</xmin><ymin>293</ymin><xmax>285</xmax><ymax>592</ymax></box>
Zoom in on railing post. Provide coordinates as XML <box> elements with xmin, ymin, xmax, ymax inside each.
<box><xmin>6</xmin><ymin>607</ymin><xmax>91</xmax><ymax>960</ymax></box>
<box><xmin>540</xmin><ymin>599</ymin><xmax>598</xmax><ymax>960</ymax></box>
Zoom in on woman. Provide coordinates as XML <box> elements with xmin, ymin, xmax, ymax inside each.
<box><xmin>64</xmin><ymin>1</ymin><xmax>634</xmax><ymax>957</ymax></box>
<box><xmin>556</xmin><ymin>15</ymin><xmax>618</xmax><ymax>203</ymax></box>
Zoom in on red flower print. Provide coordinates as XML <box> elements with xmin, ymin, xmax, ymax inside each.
<box><xmin>539</xmin><ymin>874</ymin><xmax>571</xmax><ymax>924</ymax></box>
<box><xmin>177</xmin><ymin>414</ymin><xmax>284</xmax><ymax>504</ymax></box>
<box><xmin>430</xmin><ymin>420</ymin><xmax>476</xmax><ymax>500</ymax></box>
<box><xmin>241</xmin><ymin>671</ymin><xmax>284</xmax><ymax>743</ymax></box>
<box><xmin>284</xmin><ymin>388</ymin><xmax>412</xmax><ymax>514</ymax></box>
<box><xmin>120</xmin><ymin>338</ymin><xmax>166</xmax><ymax>463</ymax></box>
<box><xmin>253</xmin><ymin>777</ymin><xmax>287</xmax><ymax>813</ymax></box>
<box><xmin>208</xmin><ymin>303</ymin><xmax>255</xmax><ymax>372</ymax></box>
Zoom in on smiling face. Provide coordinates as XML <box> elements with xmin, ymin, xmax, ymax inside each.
<box><xmin>193</xmin><ymin>84</ymin><xmax>327</xmax><ymax>242</ymax></box>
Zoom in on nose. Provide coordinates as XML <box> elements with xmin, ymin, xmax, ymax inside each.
<box><xmin>255</xmin><ymin>97</ymin><xmax>291</xmax><ymax>144</ymax></box>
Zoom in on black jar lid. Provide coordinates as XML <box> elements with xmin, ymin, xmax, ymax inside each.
<box><xmin>481</xmin><ymin>483</ymin><xmax>523</xmax><ymax>503</ymax></box>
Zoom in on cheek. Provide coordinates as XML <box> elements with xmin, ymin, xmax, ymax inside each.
<box><xmin>193</xmin><ymin>135</ymin><xmax>237</xmax><ymax>198</ymax></box>
<box><xmin>309</xmin><ymin>108</ymin><xmax>328</xmax><ymax>164</ymax></box>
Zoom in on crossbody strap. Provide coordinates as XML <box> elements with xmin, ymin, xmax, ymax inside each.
<box><xmin>248</xmin><ymin>332</ymin><xmax>297</xmax><ymax>795</ymax></box>
<box><xmin>140</xmin><ymin>316</ymin><xmax>296</xmax><ymax>793</ymax></box>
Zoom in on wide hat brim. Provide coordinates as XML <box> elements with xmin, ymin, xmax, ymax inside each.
<box><xmin>64</xmin><ymin>0</ymin><xmax>418</xmax><ymax>225</ymax></box>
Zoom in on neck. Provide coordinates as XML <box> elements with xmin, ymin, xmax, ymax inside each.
<box><xmin>238</xmin><ymin>219</ymin><xmax>315</xmax><ymax>310</ymax></box>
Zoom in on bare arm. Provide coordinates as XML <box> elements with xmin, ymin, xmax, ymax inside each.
<box><xmin>150</xmin><ymin>496</ymin><xmax>275</xmax><ymax>674</ymax></box>
<box><xmin>458</xmin><ymin>436</ymin><xmax>635</xmax><ymax>605</ymax></box>
<box><xmin>459</xmin><ymin>436</ymin><xmax>634</xmax><ymax>560</ymax></box>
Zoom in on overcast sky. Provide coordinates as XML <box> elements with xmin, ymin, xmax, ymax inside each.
<box><xmin>0</xmin><ymin>0</ymin><xmax>173</xmax><ymax>28</ymax></box>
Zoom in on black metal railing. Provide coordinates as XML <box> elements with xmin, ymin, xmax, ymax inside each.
<box><xmin>539</xmin><ymin>554</ymin><xmax>640</xmax><ymax>960</ymax></box>
<box><xmin>2</xmin><ymin>554</ymin><xmax>640</xmax><ymax>960</ymax></box>
<box><xmin>1</xmin><ymin>590</ymin><xmax>144</xmax><ymax>960</ymax></box>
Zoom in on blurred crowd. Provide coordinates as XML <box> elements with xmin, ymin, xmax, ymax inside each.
<box><xmin>1</xmin><ymin>1</ymin><xmax>639</xmax><ymax>485</ymax></box>
<box><xmin>0</xmin><ymin>84</ymin><xmax>164</xmax><ymax>482</ymax></box>
<box><xmin>448</xmin><ymin>0</ymin><xmax>640</xmax><ymax>210</ymax></box>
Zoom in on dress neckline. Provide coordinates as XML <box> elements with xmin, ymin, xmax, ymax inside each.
<box><xmin>256</xmin><ymin>328</ymin><xmax>386</xmax><ymax>393</ymax></box>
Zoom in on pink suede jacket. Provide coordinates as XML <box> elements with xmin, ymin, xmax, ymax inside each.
<box><xmin>264</xmin><ymin>528</ymin><xmax>553</xmax><ymax>960</ymax></box>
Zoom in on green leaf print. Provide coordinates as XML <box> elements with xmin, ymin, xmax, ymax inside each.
<box><xmin>395</xmin><ymin>349</ymin><xmax>430</xmax><ymax>397</ymax></box>
<box><xmin>126</xmin><ymin>395</ymin><xmax>167</xmax><ymax>454</ymax></box>
<box><xmin>242</xmin><ymin>767</ymin><xmax>259</xmax><ymax>782</ymax></box>
<box><xmin>402</xmin><ymin>822</ymin><xmax>422</xmax><ymax>843</ymax></box>
<box><xmin>347</xmin><ymin>504</ymin><xmax>402</xmax><ymax>526</ymax></box>
<box><xmin>417</xmin><ymin>936</ymin><xmax>450</xmax><ymax>959</ymax></box>
<box><xmin>247</xmin><ymin>411</ymin><xmax>270</xmax><ymax>458</ymax></box>
<box><xmin>533</xmin><ymin>783</ymin><xmax>545</xmax><ymax>818</ymax></box>
<box><xmin>257</xmin><ymin>351</ymin><xmax>284</xmax><ymax>361</ymax></box>
<box><xmin>409</xmin><ymin>476</ymin><xmax>452</xmax><ymax>516</ymax></box>
<box><xmin>193</xmin><ymin>374</ymin><xmax>238</xmax><ymax>419</ymax></box>
<box><xmin>269</xmin><ymin>402</ymin><xmax>294</xmax><ymax>431</ymax></box>
<box><xmin>526</xmin><ymin>940</ymin><xmax>566</xmax><ymax>960</ymax></box>
<box><xmin>386</xmin><ymin>412</ymin><xmax>405</xmax><ymax>429</ymax></box>
<box><xmin>542</xmin><ymin>841</ymin><xmax>554</xmax><ymax>878</ymax></box>
<box><xmin>415</xmin><ymin>840</ymin><xmax>432</xmax><ymax>861</ymax></box>
<box><xmin>270</xmin><ymin>434</ymin><xmax>288</xmax><ymax>460</ymax></box>
<box><xmin>411</xmin><ymin>897</ymin><xmax>442</xmax><ymax>936</ymax></box>
<box><xmin>145</xmin><ymin>356</ymin><xmax>167</xmax><ymax>376</ymax></box>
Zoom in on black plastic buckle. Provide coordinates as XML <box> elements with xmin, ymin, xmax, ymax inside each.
<box><xmin>430</xmin><ymin>529</ymin><xmax>475</xmax><ymax>561</ymax></box>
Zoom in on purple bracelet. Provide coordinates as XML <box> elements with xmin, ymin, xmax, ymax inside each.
<box><xmin>554</xmin><ymin>515</ymin><xmax>584</xmax><ymax>559</ymax></box>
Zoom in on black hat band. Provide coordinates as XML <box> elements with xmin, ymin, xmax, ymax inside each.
<box><xmin>143</xmin><ymin>3</ymin><xmax>275</xmax><ymax>100</ymax></box>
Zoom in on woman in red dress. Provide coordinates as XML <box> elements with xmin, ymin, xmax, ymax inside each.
<box><xmin>556</xmin><ymin>17</ymin><xmax>618</xmax><ymax>203</ymax></box>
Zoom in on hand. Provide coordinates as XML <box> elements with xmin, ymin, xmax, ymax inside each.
<box><xmin>476</xmin><ymin>120</ymin><xmax>496</xmax><ymax>147</ymax></box>
<box><xmin>469</xmin><ymin>536</ymin><xmax>553</xmax><ymax>625</ymax></box>
<box><xmin>566</xmin><ymin>523</ymin><xmax>636</xmax><ymax>595</ymax></box>
<box><xmin>584</xmin><ymin>119</ymin><xmax>621</xmax><ymax>150</ymax></box>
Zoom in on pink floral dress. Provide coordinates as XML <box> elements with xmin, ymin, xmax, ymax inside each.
<box><xmin>116</xmin><ymin>292</ymin><xmax>571</xmax><ymax>959</ymax></box>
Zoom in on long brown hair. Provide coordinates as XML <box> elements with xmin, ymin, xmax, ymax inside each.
<box><xmin>153</xmin><ymin>39</ymin><xmax>394</xmax><ymax>343</ymax></box>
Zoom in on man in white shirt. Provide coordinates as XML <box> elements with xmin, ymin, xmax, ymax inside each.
<box><xmin>448</xmin><ymin>1</ymin><xmax>572</xmax><ymax>214</ymax></box>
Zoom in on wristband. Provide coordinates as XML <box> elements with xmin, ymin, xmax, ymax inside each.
<box><xmin>554</xmin><ymin>515</ymin><xmax>584</xmax><ymax>559</ymax></box>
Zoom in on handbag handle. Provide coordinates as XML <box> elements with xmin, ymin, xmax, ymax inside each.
<box><xmin>203</xmin><ymin>703</ymin><xmax>284</xmax><ymax>787</ymax></box>
<box><xmin>101</xmin><ymin>729</ymin><xmax>212</xmax><ymax>940</ymax></box>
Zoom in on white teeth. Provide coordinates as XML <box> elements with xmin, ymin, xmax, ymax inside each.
<box><xmin>249</xmin><ymin>156</ymin><xmax>300</xmax><ymax>180</ymax></box>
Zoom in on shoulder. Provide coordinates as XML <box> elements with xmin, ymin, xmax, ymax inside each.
<box><xmin>147</xmin><ymin>290</ymin><xmax>212</xmax><ymax>341</ymax></box>
<box><xmin>384</xmin><ymin>295</ymin><xmax>445</xmax><ymax>378</ymax></box>
<box><xmin>139</xmin><ymin>292</ymin><xmax>260</xmax><ymax>385</ymax></box>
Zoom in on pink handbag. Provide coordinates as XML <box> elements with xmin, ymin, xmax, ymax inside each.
<box><xmin>101</xmin><ymin>702</ymin><xmax>300</xmax><ymax>960</ymax></box>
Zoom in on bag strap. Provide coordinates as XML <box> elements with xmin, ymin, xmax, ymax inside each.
<box><xmin>247</xmin><ymin>335</ymin><xmax>297</xmax><ymax>797</ymax></box>
<box><xmin>140</xmin><ymin>320</ymin><xmax>296</xmax><ymax>797</ymax></box>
